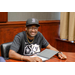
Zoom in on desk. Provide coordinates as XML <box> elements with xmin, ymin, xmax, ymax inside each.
<box><xmin>6</xmin><ymin>52</ymin><xmax>75</xmax><ymax>62</ymax></box>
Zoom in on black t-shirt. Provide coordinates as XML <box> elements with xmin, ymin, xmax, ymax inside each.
<box><xmin>10</xmin><ymin>31</ymin><xmax>49</xmax><ymax>56</ymax></box>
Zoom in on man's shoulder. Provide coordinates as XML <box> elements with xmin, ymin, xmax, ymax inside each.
<box><xmin>37</xmin><ymin>31</ymin><xmax>43</xmax><ymax>36</ymax></box>
<box><xmin>15</xmin><ymin>31</ymin><xmax>25</xmax><ymax>38</ymax></box>
<box><xmin>36</xmin><ymin>31</ymin><xmax>43</xmax><ymax>37</ymax></box>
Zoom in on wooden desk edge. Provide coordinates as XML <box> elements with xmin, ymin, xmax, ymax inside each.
<box><xmin>5</xmin><ymin>52</ymin><xmax>75</xmax><ymax>62</ymax></box>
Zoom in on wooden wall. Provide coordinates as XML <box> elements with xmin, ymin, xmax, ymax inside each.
<box><xmin>39</xmin><ymin>20</ymin><xmax>59</xmax><ymax>48</ymax></box>
<box><xmin>0</xmin><ymin>20</ymin><xmax>75</xmax><ymax>55</ymax></box>
<box><xmin>0</xmin><ymin>20</ymin><xmax>59</xmax><ymax>45</ymax></box>
<box><xmin>56</xmin><ymin>38</ymin><xmax>75</xmax><ymax>52</ymax></box>
<box><xmin>0</xmin><ymin>21</ymin><xmax>26</xmax><ymax>45</ymax></box>
<box><xmin>0</xmin><ymin>12</ymin><xmax>75</xmax><ymax>57</ymax></box>
<box><xmin>0</xmin><ymin>20</ymin><xmax>60</xmax><ymax>56</ymax></box>
<box><xmin>0</xmin><ymin>12</ymin><xmax>8</xmax><ymax>23</ymax></box>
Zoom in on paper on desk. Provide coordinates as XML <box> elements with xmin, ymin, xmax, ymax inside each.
<box><xmin>30</xmin><ymin>49</ymin><xmax>59</xmax><ymax>61</ymax></box>
<box><xmin>37</xmin><ymin>49</ymin><xmax>59</xmax><ymax>59</ymax></box>
<box><xmin>30</xmin><ymin>54</ymin><xmax>48</xmax><ymax>61</ymax></box>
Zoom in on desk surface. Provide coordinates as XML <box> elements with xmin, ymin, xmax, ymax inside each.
<box><xmin>6</xmin><ymin>52</ymin><xmax>75</xmax><ymax>62</ymax></box>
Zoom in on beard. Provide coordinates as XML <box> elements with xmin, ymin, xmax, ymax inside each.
<box><xmin>26</xmin><ymin>31</ymin><xmax>37</xmax><ymax>37</ymax></box>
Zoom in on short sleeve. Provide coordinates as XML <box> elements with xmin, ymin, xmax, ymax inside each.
<box><xmin>41</xmin><ymin>33</ymin><xmax>49</xmax><ymax>48</ymax></box>
<box><xmin>10</xmin><ymin>34</ymin><xmax>22</xmax><ymax>52</ymax></box>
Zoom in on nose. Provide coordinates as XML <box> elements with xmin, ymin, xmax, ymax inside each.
<box><xmin>31</xmin><ymin>28</ymin><xmax>35</xmax><ymax>31</ymax></box>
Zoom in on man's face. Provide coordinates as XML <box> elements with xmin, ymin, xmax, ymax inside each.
<box><xmin>26</xmin><ymin>25</ymin><xmax>39</xmax><ymax>37</ymax></box>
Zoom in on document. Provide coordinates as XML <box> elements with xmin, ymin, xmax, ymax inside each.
<box><xmin>30</xmin><ymin>49</ymin><xmax>59</xmax><ymax>61</ymax></box>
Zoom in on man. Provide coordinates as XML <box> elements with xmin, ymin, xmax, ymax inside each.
<box><xmin>9</xmin><ymin>18</ymin><xmax>67</xmax><ymax>62</ymax></box>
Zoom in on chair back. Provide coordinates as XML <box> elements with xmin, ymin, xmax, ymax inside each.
<box><xmin>0</xmin><ymin>42</ymin><xmax>12</xmax><ymax>59</ymax></box>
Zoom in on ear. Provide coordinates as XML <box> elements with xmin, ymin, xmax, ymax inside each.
<box><xmin>25</xmin><ymin>27</ymin><xmax>27</xmax><ymax>31</ymax></box>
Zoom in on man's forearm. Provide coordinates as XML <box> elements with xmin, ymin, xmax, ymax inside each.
<box><xmin>9</xmin><ymin>50</ymin><xmax>30</xmax><ymax>61</ymax></box>
<box><xmin>46</xmin><ymin>44</ymin><xmax>59</xmax><ymax>51</ymax></box>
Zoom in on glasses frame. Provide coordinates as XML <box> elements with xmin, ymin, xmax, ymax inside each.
<box><xmin>27</xmin><ymin>26</ymin><xmax>39</xmax><ymax>31</ymax></box>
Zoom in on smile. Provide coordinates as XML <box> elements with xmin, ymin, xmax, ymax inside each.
<box><xmin>31</xmin><ymin>33</ymin><xmax>35</xmax><ymax>35</ymax></box>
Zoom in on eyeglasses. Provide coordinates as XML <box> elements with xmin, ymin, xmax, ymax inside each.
<box><xmin>28</xmin><ymin>27</ymin><xmax>39</xmax><ymax>31</ymax></box>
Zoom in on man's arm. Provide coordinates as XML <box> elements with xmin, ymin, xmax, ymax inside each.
<box><xmin>9</xmin><ymin>49</ymin><xmax>29</xmax><ymax>61</ymax></box>
<box><xmin>46</xmin><ymin>44</ymin><xmax>58</xmax><ymax>51</ymax></box>
<box><xmin>46</xmin><ymin>44</ymin><xmax>67</xmax><ymax>60</ymax></box>
<box><xmin>9</xmin><ymin>49</ymin><xmax>42</xmax><ymax>62</ymax></box>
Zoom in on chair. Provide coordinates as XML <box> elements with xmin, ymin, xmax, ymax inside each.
<box><xmin>0</xmin><ymin>42</ymin><xmax>12</xmax><ymax>60</ymax></box>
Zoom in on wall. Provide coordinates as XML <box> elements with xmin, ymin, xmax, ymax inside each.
<box><xmin>56</xmin><ymin>38</ymin><xmax>75</xmax><ymax>52</ymax></box>
<box><xmin>0</xmin><ymin>20</ymin><xmax>60</xmax><ymax>56</ymax></box>
<box><xmin>0</xmin><ymin>12</ymin><xmax>8</xmax><ymax>23</ymax></box>
<box><xmin>8</xmin><ymin>12</ymin><xmax>60</xmax><ymax>21</ymax></box>
<box><xmin>0</xmin><ymin>20</ymin><xmax>59</xmax><ymax>45</ymax></box>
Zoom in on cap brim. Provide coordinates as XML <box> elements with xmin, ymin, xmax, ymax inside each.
<box><xmin>26</xmin><ymin>24</ymin><xmax>40</xmax><ymax>27</ymax></box>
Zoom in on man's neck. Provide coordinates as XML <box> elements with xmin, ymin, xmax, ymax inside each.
<box><xmin>26</xmin><ymin>32</ymin><xmax>34</xmax><ymax>40</ymax></box>
<box><xmin>27</xmin><ymin>35</ymin><xmax>34</xmax><ymax>40</ymax></box>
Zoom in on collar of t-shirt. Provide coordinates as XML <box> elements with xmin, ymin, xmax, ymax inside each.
<box><xmin>28</xmin><ymin>38</ymin><xmax>33</xmax><ymax>42</ymax></box>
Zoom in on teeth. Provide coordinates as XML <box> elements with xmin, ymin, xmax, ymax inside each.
<box><xmin>31</xmin><ymin>33</ymin><xmax>35</xmax><ymax>34</ymax></box>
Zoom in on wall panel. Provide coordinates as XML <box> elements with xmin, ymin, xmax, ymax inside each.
<box><xmin>0</xmin><ymin>20</ymin><xmax>59</xmax><ymax>56</ymax></box>
<box><xmin>0</xmin><ymin>12</ymin><xmax>8</xmax><ymax>23</ymax></box>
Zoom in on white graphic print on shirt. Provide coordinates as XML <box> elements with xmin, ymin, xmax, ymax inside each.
<box><xmin>23</xmin><ymin>44</ymin><xmax>40</xmax><ymax>56</ymax></box>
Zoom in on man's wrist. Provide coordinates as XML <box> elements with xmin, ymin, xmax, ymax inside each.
<box><xmin>58</xmin><ymin>52</ymin><xmax>62</xmax><ymax>54</ymax></box>
<box><xmin>57</xmin><ymin>52</ymin><xmax>62</xmax><ymax>56</ymax></box>
<box><xmin>23</xmin><ymin>56</ymin><xmax>31</xmax><ymax>61</ymax></box>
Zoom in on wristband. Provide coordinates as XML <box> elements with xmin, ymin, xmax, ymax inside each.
<box><xmin>58</xmin><ymin>52</ymin><xmax>62</xmax><ymax>54</ymax></box>
<box><xmin>57</xmin><ymin>52</ymin><xmax>62</xmax><ymax>56</ymax></box>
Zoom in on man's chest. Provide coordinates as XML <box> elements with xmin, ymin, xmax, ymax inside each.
<box><xmin>23</xmin><ymin>42</ymin><xmax>40</xmax><ymax>55</ymax></box>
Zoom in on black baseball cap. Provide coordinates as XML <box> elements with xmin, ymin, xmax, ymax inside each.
<box><xmin>26</xmin><ymin>18</ymin><xmax>40</xmax><ymax>27</ymax></box>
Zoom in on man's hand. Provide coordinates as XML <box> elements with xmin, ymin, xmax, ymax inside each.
<box><xmin>46</xmin><ymin>44</ymin><xmax>67</xmax><ymax>60</ymax></box>
<box><xmin>58</xmin><ymin>52</ymin><xmax>67</xmax><ymax>60</ymax></box>
<box><xmin>27</xmin><ymin>57</ymin><xmax>42</xmax><ymax>62</ymax></box>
